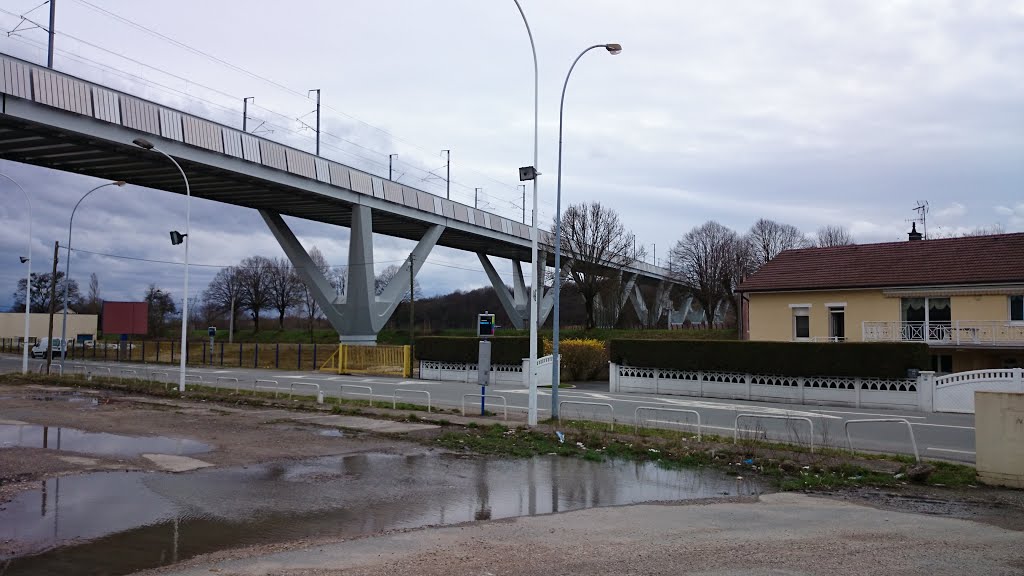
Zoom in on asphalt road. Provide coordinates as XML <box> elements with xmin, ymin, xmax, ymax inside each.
<box><xmin>0</xmin><ymin>354</ymin><xmax>977</xmax><ymax>463</ymax></box>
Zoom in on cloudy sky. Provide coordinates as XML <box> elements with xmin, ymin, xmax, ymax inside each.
<box><xmin>0</xmin><ymin>0</ymin><xmax>1022</xmax><ymax>311</ymax></box>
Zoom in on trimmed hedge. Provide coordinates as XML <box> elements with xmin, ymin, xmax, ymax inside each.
<box><xmin>415</xmin><ymin>336</ymin><xmax>541</xmax><ymax>366</ymax></box>
<box><xmin>609</xmin><ymin>339</ymin><xmax>930</xmax><ymax>379</ymax></box>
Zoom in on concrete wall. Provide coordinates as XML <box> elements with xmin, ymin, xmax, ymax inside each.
<box><xmin>747</xmin><ymin>290</ymin><xmax>896</xmax><ymax>342</ymax></box>
<box><xmin>0</xmin><ymin>312</ymin><xmax>98</xmax><ymax>341</ymax></box>
<box><xmin>975</xmin><ymin>391</ymin><xmax>1024</xmax><ymax>489</ymax></box>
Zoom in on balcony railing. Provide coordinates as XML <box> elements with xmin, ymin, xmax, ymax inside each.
<box><xmin>862</xmin><ymin>321</ymin><xmax>1024</xmax><ymax>346</ymax></box>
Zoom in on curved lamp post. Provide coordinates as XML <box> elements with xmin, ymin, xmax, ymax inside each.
<box><xmin>59</xmin><ymin>180</ymin><xmax>126</xmax><ymax>373</ymax></box>
<box><xmin>551</xmin><ymin>44</ymin><xmax>621</xmax><ymax>418</ymax></box>
<box><xmin>0</xmin><ymin>173</ymin><xmax>32</xmax><ymax>374</ymax></box>
<box><xmin>511</xmin><ymin>0</ymin><xmax>541</xmax><ymax>426</ymax></box>
<box><xmin>133</xmin><ymin>137</ymin><xmax>190</xmax><ymax>393</ymax></box>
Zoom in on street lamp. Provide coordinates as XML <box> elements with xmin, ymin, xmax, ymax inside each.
<box><xmin>511</xmin><ymin>0</ymin><xmax>541</xmax><ymax>426</ymax></box>
<box><xmin>0</xmin><ymin>172</ymin><xmax>33</xmax><ymax>374</ymax></box>
<box><xmin>551</xmin><ymin>43</ymin><xmax>622</xmax><ymax>419</ymax></box>
<box><xmin>59</xmin><ymin>181</ymin><xmax>126</xmax><ymax>373</ymax></box>
<box><xmin>133</xmin><ymin>137</ymin><xmax>191</xmax><ymax>393</ymax></box>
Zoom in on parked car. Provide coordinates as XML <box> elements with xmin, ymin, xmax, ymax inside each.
<box><xmin>31</xmin><ymin>338</ymin><xmax>66</xmax><ymax>359</ymax></box>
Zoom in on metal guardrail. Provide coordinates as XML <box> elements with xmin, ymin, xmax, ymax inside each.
<box><xmin>253</xmin><ymin>379</ymin><xmax>280</xmax><ymax>397</ymax></box>
<box><xmin>734</xmin><ymin>413</ymin><xmax>815</xmax><ymax>453</ymax></box>
<box><xmin>558</xmin><ymin>401</ymin><xmax>614</xmax><ymax>431</ymax></box>
<box><xmin>634</xmin><ymin>406</ymin><xmax>701</xmax><ymax>440</ymax></box>
<box><xmin>461</xmin><ymin>394</ymin><xmax>508</xmax><ymax>420</ymax></box>
<box><xmin>287</xmin><ymin>381</ymin><xmax>322</xmax><ymax>401</ymax></box>
<box><xmin>845</xmin><ymin>418</ymin><xmax>920</xmax><ymax>462</ymax></box>
<box><xmin>393</xmin><ymin>389</ymin><xmax>431</xmax><ymax>412</ymax></box>
<box><xmin>339</xmin><ymin>384</ymin><xmax>374</xmax><ymax>406</ymax></box>
<box><xmin>216</xmin><ymin>376</ymin><xmax>240</xmax><ymax>392</ymax></box>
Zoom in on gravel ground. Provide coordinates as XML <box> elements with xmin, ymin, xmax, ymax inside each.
<box><xmin>147</xmin><ymin>493</ymin><xmax>1024</xmax><ymax>576</ymax></box>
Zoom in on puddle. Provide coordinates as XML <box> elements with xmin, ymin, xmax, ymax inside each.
<box><xmin>0</xmin><ymin>425</ymin><xmax>210</xmax><ymax>458</ymax></box>
<box><xmin>316</xmin><ymin>428</ymin><xmax>344</xmax><ymax>437</ymax></box>
<box><xmin>0</xmin><ymin>452</ymin><xmax>760</xmax><ymax>575</ymax></box>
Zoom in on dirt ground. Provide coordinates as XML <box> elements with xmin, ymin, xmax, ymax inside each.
<box><xmin>3</xmin><ymin>381</ymin><xmax>1024</xmax><ymax>576</ymax></box>
<box><xmin>0</xmin><ymin>383</ymin><xmax>421</xmax><ymax>504</ymax></box>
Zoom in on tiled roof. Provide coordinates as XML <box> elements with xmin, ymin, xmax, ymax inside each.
<box><xmin>738</xmin><ymin>233</ymin><xmax>1024</xmax><ymax>293</ymax></box>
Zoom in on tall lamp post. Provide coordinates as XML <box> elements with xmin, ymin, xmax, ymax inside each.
<box><xmin>0</xmin><ymin>173</ymin><xmax>32</xmax><ymax>374</ymax></box>
<box><xmin>511</xmin><ymin>0</ymin><xmax>541</xmax><ymax>426</ymax></box>
<box><xmin>133</xmin><ymin>138</ymin><xmax>190</xmax><ymax>393</ymax></box>
<box><xmin>59</xmin><ymin>180</ymin><xmax>126</xmax><ymax>373</ymax></box>
<box><xmin>551</xmin><ymin>43</ymin><xmax>622</xmax><ymax>419</ymax></box>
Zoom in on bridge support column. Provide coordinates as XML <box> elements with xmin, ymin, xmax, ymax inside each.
<box><xmin>262</xmin><ymin>207</ymin><xmax>443</xmax><ymax>344</ymax></box>
<box><xmin>478</xmin><ymin>255</ymin><xmax>529</xmax><ymax>330</ymax></box>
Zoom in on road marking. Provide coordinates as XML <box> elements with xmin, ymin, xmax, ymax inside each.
<box><xmin>910</xmin><ymin>422</ymin><xmax>975</xmax><ymax>430</ymax></box>
<box><xmin>926</xmin><ymin>447</ymin><xmax>976</xmax><ymax>455</ymax></box>
<box><xmin>809</xmin><ymin>409</ymin><xmax>927</xmax><ymax>420</ymax></box>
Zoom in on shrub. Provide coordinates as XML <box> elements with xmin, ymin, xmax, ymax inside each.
<box><xmin>608</xmin><ymin>340</ymin><xmax>929</xmax><ymax>379</ymax></box>
<box><xmin>414</xmin><ymin>336</ymin><xmax>541</xmax><ymax>365</ymax></box>
<box><xmin>556</xmin><ymin>339</ymin><xmax>609</xmax><ymax>381</ymax></box>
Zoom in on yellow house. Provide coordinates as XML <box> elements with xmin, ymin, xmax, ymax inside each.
<box><xmin>737</xmin><ymin>229</ymin><xmax>1024</xmax><ymax>373</ymax></box>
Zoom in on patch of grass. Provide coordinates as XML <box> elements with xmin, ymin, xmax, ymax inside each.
<box><xmin>926</xmin><ymin>461</ymin><xmax>977</xmax><ymax>486</ymax></box>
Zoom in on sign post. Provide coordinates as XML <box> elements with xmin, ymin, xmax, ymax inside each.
<box><xmin>208</xmin><ymin>326</ymin><xmax>217</xmax><ymax>366</ymax></box>
<box><xmin>477</xmin><ymin>312</ymin><xmax>495</xmax><ymax>416</ymax></box>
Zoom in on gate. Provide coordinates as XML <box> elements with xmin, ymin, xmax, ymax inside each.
<box><xmin>934</xmin><ymin>368</ymin><xmax>1023</xmax><ymax>413</ymax></box>
<box><xmin>320</xmin><ymin>344</ymin><xmax>412</xmax><ymax>378</ymax></box>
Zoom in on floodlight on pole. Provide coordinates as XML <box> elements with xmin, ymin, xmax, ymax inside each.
<box><xmin>512</xmin><ymin>0</ymin><xmax>541</xmax><ymax>426</ymax></box>
<box><xmin>0</xmin><ymin>173</ymin><xmax>32</xmax><ymax>374</ymax></box>
<box><xmin>59</xmin><ymin>180</ymin><xmax>126</xmax><ymax>373</ymax></box>
<box><xmin>134</xmin><ymin>137</ymin><xmax>190</xmax><ymax>393</ymax></box>
<box><xmin>551</xmin><ymin>43</ymin><xmax>622</xmax><ymax>419</ymax></box>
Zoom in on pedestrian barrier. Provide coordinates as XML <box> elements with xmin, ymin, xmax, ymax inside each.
<box><xmin>634</xmin><ymin>406</ymin><xmax>702</xmax><ymax>440</ymax></box>
<box><xmin>734</xmin><ymin>413</ymin><xmax>815</xmax><ymax>453</ymax></box>
<box><xmin>288</xmin><ymin>381</ymin><xmax>322</xmax><ymax>400</ymax></box>
<box><xmin>845</xmin><ymin>418</ymin><xmax>919</xmax><ymax>462</ymax></box>
<box><xmin>119</xmin><ymin>368</ymin><xmax>138</xmax><ymax>381</ymax></box>
<box><xmin>461</xmin><ymin>394</ymin><xmax>508</xmax><ymax>420</ymax></box>
<box><xmin>320</xmin><ymin>344</ymin><xmax>412</xmax><ymax>377</ymax></box>
<box><xmin>339</xmin><ymin>384</ymin><xmax>374</xmax><ymax>406</ymax></box>
<box><xmin>253</xmin><ymin>379</ymin><xmax>280</xmax><ymax>397</ymax></box>
<box><xmin>558</xmin><ymin>401</ymin><xmax>615</xmax><ymax>430</ymax></box>
<box><xmin>393</xmin><ymin>389</ymin><xmax>431</xmax><ymax>412</ymax></box>
<box><xmin>216</xmin><ymin>376</ymin><xmax>240</xmax><ymax>392</ymax></box>
<box><xmin>72</xmin><ymin>364</ymin><xmax>87</xmax><ymax>375</ymax></box>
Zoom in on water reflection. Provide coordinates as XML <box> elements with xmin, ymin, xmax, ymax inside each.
<box><xmin>1</xmin><ymin>452</ymin><xmax>760</xmax><ymax>576</ymax></box>
<box><xmin>0</xmin><ymin>425</ymin><xmax>210</xmax><ymax>457</ymax></box>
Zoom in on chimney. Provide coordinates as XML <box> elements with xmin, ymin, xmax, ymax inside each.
<box><xmin>908</xmin><ymin>222</ymin><xmax>923</xmax><ymax>242</ymax></box>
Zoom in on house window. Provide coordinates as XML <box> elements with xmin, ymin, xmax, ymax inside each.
<box><xmin>828</xmin><ymin>307</ymin><xmax>845</xmax><ymax>342</ymax></box>
<box><xmin>1011</xmin><ymin>295</ymin><xmax>1024</xmax><ymax>322</ymax></box>
<box><xmin>793</xmin><ymin>307</ymin><xmax>810</xmax><ymax>340</ymax></box>
<box><xmin>930</xmin><ymin>354</ymin><xmax>953</xmax><ymax>374</ymax></box>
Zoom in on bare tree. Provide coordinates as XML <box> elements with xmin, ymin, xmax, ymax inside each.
<box><xmin>556</xmin><ymin>201</ymin><xmax>642</xmax><ymax>329</ymax></box>
<box><xmin>669</xmin><ymin>221</ymin><xmax>742</xmax><ymax>327</ymax></box>
<box><xmin>238</xmin><ymin>256</ymin><xmax>274</xmax><ymax>332</ymax></box>
<box><xmin>747</xmin><ymin>219</ymin><xmax>809</xmax><ymax>268</ymax></box>
<box><xmin>298</xmin><ymin>246</ymin><xmax>332</xmax><ymax>339</ymax></box>
<box><xmin>267</xmin><ymin>257</ymin><xmax>302</xmax><ymax>330</ymax></box>
<box><xmin>80</xmin><ymin>272</ymin><xmax>102</xmax><ymax>315</ymax></box>
<box><xmin>375</xmin><ymin>264</ymin><xmax>421</xmax><ymax>301</ymax></box>
<box><xmin>815</xmin><ymin>225</ymin><xmax>855</xmax><ymax>248</ymax></box>
<box><xmin>202</xmin><ymin>266</ymin><xmax>244</xmax><ymax>331</ymax></box>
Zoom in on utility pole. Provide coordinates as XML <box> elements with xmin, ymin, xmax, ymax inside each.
<box><xmin>442</xmin><ymin>150</ymin><xmax>450</xmax><ymax>199</ymax></box>
<box><xmin>228</xmin><ymin>294</ymin><xmax>235</xmax><ymax>343</ymax></box>
<box><xmin>520</xmin><ymin>185</ymin><xmax>526</xmax><ymax>223</ymax></box>
<box><xmin>308</xmin><ymin>89</ymin><xmax>321</xmax><ymax>156</ymax></box>
<box><xmin>45</xmin><ymin>241</ymin><xmax>58</xmax><ymax>374</ymax></box>
<box><xmin>243</xmin><ymin>97</ymin><xmax>253</xmax><ymax>132</ymax></box>
<box><xmin>46</xmin><ymin>0</ymin><xmax>56</xmax><ymax>68</ymax></box>
<box><xmin>475</xmin><ymin>188</ymin><xmax>481</xmax><ymax>209</ymax></box>
<box><xmin>389</xmin><ymin>154</ymin><xmax>397</xmax><ymax>181</ymax></box>
<box><xmin>408</xmin><ymin>255</ymin><xmax>415</xmax><ymax>347</ymax></box>
<box><xmin>653</xmin><ymin>243</ymin><xmax>656</xmax><ymax>266</ymax></box>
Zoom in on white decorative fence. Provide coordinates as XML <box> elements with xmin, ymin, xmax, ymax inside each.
<box><xmin>609</xmin><ymin>363</ymin><xmax>921</xmax><ymax>410</ymax></box>
<box><xmin>933</xmin><ymin>368</ymin><xmax>1023</xmax><ymax>414</ymax></box>
<box><xmin>419</xmin><ymin>355</ymin><xmax>556</xmax><ymax>387</ymax></box>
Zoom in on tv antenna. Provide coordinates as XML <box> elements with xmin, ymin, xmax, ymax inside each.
<box><xmin>911</xmin><ymin>201</ymin><xmax>929</xmax><ymax>239</ymax></box>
